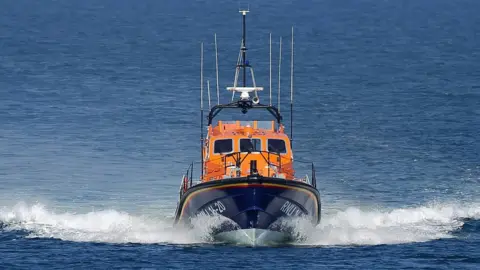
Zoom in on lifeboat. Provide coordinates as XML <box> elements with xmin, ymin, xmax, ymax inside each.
<box><xmin>173</xmin><ymin>10</ymin><xmax>321</xmax><ymax>246</ymax></box>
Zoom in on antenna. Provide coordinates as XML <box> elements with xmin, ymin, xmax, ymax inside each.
<box><xmin>207</xmin><ymin>80</ymin><xmax>211</xmax><ymax>109</ymax></box>
<box><xmin>290</xmin><ymin>27</ymin><xmax>294</xmax><ymax>148</ymax></box>
<box><xmin>200</xmin><ymin>42</ymin><xmax>204</xmax><ymax>180</ymax></box>
<box><xmin>201</xmin><ymin>42</ymin><xmax>204</xmax><ymax>110</ymax></box>
<box><xmin>278</xmin><ymin>36</ymin><xmax>282</xmax><ymax>112</ymax></box>
<box><xmin>269</xmin><ymin>33</ymin><xmax>272</xmax><ymax>106</ymax></box>
<box><xmin>215</xmin><ymin>33</ymin><xmax>220</xmax><ymax>105</ymax></box>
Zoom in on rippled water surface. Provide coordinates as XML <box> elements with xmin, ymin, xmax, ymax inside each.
<box><xmin>1</xmin><ymin>0</ymin><xmax>479</xmax><ymax>269</ymax></box>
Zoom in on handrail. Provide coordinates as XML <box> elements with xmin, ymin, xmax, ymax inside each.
<box><xmin>311</xmin><ymin>163</ymin><xmax>316</xmax><ymax>188</ymax></box>
<box><xmin>179</xmin><ymin>152</ymin><xmax>318</xmax><ymax>199</ymax></box>
<box><xmin>208</xmin><ymin>151</ymin><xmax>317</xmax><ymax>185</ymax></box>
<box><xmin>179</xmin><ymin>162</ymin><xmax>195</xmax><ymax>198</ymax></box>
<box><xmin>223</xmin><ymin>151</ymin><xmax>283</xmax><ymax>177</ymax></box>
<box><xmin>207</xmin><ymin>101</ymin><xmax>283</xmax><ymax>125</ymax></box>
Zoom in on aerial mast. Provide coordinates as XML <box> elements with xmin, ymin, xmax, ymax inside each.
<box><xmin>215</xmin><ymin>33</ymin><xmax>220</xmax><ymax>105</ymax></box>
<box><xmin>200</xmin><ymin>42</ymin><xmax>204</xmax><ymax>180</ymax></box>
<box><xmin>269</xmin><ymin>32</ymin><xmax>272</xmax><ymax>106</ymax></box>
<box><xmin>290</xmin><ymin>27</ymin><xmax>294</xmax><ymax>148</ymax></box>
<box><xmin>278</xmin><ymin>36</ymin><xmax>282</xmax><ymax>112</ymax></box>
<box><xmin>240</xmin><ymin>9</ymin><xmax>248</xmax><ymax>87</ymax></box>
<box><xmin>227</xmin><ymin>10</ymin><xmax>263</xmax><ymax>103</ymax></box>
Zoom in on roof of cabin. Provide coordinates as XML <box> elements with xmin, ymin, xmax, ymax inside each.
<box><xmin>209</xmin><ymin>120</ymin><xmax>289</xmax><ymax>140</ymax></box>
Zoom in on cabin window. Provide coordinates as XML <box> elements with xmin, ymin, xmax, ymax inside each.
<box><xmin>240</xmin><ymin>138</ymin><xmax>262</xmax><ymax>152</ymax></box>
<box><xmin>214</xmin><ymin>139</ymin><xmax>233</xmax><ymax>154</ymax></box>
<box><xmin>268</xmin><ymin>139</ymin><xmax>287</xmax><ymax>154</ymax></box>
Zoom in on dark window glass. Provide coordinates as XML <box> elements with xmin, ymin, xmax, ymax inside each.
<box><xmin>214</xmin><ymin>139</ymin><xmax>233</xmax><ymax>154</ymax></box>
<box><xmin>268</xmin><ymin>139</ymin><xmax>287</xmax><ymax>153</ymax></box>
<box><xmin>240</xmin><ymin>138</ymin><xmax>262</xmax><ymax>152</ymax></box>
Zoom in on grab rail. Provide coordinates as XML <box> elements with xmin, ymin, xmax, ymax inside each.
<box><xmin>179</xmin><ymin>162</ymin><xmax>196</xmax><ymax>198</ymax></box>
<box><xmin>179</xmin><ymin>154</ymin><xmax>318</xmax><ymax>199</ymax></box>
<box><xmin>222</xmin><ymin>151</ymin><xmax>283</xmax><ymax>177</ymax></box>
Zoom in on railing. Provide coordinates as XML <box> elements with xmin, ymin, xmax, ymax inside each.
<box><xmin>179</xmin><ymin>153</ymin><xmax>317</xmax><ymax>199</ymax></box>
<box><xmin>209</xmin><ymin>151</ymin><xmax>317</xmax><ymax>187</ymax></box>
<box><xmin>294</xmin><ymin>159</ymin><xmax>317</xmax><ymax>188</ymax></box>
<box><xmin>218</xmin><ymin>120</ymin><xmax>278</xmax><ymax>132</ymax></box>
<box><xmin>178</xmin><ymin>162</ymin><xmax>199</xmax><ymax>198</ymax></box>
<box><xmin>223</xmin><ymin>151</ymin><xmax>283</xmax><ymax>177</ymax></box>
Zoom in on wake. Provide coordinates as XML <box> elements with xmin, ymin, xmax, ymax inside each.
<box><xmin>1</xmin><ymin>201</ymin><xmax>479</xmax><ymax>246</ymax></box>
<box><xmin>0</xmin><ymin>202</ymin><xmax>202</xmax><ymax>244</ymax></box>
<box><xmin>298</xmin><ymin>201</ymin><xmax>480</xmax><ymax>246</ymax></box>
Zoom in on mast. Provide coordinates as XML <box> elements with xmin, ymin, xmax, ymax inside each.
<box><xmin>207</xmin><ymin>80</ymin><xmax>211</xmax><ymax>109</ymax></box>
<box><xmin>278</xmin><ymin>36</ymin><xmax>282</xmax><ymax>112</ymax></box>
<box><xmin>240</xmin><ymin>10</ymin><xmax>248</xmax><ymax>87</ymax></box>
<box><xmin>290</xmin><ymin>27</ymin><xmax>294</xmax><ymax>148</ymax></box>
<box><xmin>269</xmin><ymin>33</ymin><xmax>272</xmax><ymax>106</ymax></box>
<box><xmin>228</xmin><ymin>9</ymin><xmax>262</xmax><ymax>102</ymax></box>
<box><xmin>215</xmin><ymin>33</ymin><xmax>220</xmax><ymax>105</ymax></box>
<box><xmin>200</xmin><ymin>42</ymin><xmax>204</xmax><ymax>180</ymax></box>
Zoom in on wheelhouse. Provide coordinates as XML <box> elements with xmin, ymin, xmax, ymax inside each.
<box><xmin>202</xmin><ymin>119</ymin><xmax>294</xmax><ymax>181</ymax></box>
<box><xmin>206</xmin><ymin>120</ymin><xmax>292</xmax><ymax>157</ymax></box>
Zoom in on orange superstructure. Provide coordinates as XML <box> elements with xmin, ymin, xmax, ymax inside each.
<box><xmin>201</xmin><ymin>120</ymin><xmax>295</xmax><ymax>182</ymax></box>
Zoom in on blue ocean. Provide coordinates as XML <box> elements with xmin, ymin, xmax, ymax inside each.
<box><xmin>1</xmin><ymin>0</ymin><xmax>479</xmax><ymax>269</ymax></box>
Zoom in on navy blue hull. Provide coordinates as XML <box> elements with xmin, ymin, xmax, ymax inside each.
<box><xmin>174</xmin><ymin>177</ymin><xmax>321</xmax><ymax>242</ymax></box>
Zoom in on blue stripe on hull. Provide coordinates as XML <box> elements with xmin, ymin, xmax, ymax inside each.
<box><xmin>175</xmin><ymin>181</ymin><xmax>321</xmax><ymax>239</ymax></box>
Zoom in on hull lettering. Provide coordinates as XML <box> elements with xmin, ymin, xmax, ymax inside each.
<box><xmin>198</xmin><ymin>200</ymin><xmax>227</xmax><ymax>216</ymax></box>
<box><xmin>280</xmin><ymin>201</ymin><xmax>302</xmax><ymax>217</ymax></box>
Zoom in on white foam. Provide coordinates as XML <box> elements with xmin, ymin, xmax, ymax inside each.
<box><xmin>301</xmin><ymin>201</ymin><xmax>480</xmax><ymax>246</ymax></box>
<box><xmin>1</xmin><ymin>201</ymin><xmax>478</xmax><ymax>246</ymax></box>
<box><xmin>189</xmin><ymin>213</ymin><xmax>240</xmax><ymax>242</ymax></box>
<box><xmin>0</xmin><ymin>202</ymin><xmax>204</xmax><ymax>244</ymax></box>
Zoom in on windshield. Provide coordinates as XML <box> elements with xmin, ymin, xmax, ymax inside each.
<box><xmin>214</xmin><ymin>139</ymin><xmax>233</xmax><ymax>154</ymax></box>
<box><xmin>267</xmin><ymin>139</ymin><xmax>286</xmax><ymax>154</ymax></box>
<box><xmin>240</xmin><ymin>138</ymin><xmax>262</xmax><ymax>152</ymax></box>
